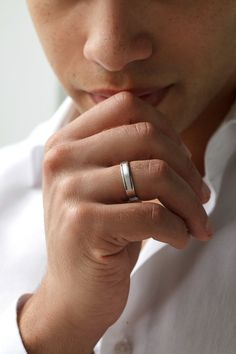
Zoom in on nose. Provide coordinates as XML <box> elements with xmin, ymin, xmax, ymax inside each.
<box><xmin>83</xmin><ymin>3</ymin><xmax>153</xmax><ymax>72</ymax></box>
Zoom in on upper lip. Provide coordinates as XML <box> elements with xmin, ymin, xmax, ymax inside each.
<box><xmin>89</xmin><ymin>86</ymin><xmax>170</xmax><ymax>97</ymax></box>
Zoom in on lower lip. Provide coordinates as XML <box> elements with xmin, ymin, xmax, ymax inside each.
<box><xmin>89</xmin><ymin>86</ymin><xmax>172</xmax><ymax>106</ymax></box>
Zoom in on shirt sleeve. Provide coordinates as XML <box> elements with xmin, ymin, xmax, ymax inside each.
<box><xmin>0</xmin><ymin>295</ymin><xmax>28</xmax><ymax>354</ymax></box>
<box><xmin>0</xmin><ymin>293</ymin><xmax>103</xmax><ymax>354</ymax></box>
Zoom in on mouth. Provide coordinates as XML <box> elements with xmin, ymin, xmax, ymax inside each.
<box><xmin>88</xmin><ymin>85</ymin><xmax>173</xmax><ymax>107</ymax></box>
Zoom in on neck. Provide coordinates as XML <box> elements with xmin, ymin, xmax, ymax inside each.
<box><xmin>180</xmin><ymin>85</ymin><xmax>236</xmax><ymax>178</ymax></box>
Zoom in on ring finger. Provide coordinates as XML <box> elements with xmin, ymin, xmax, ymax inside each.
<box><xmin>66</xmin><ymin>161</ymin><xmax>210</xmax><ymax>241</ymax></box>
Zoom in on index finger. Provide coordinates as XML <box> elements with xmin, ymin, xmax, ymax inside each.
<box><xmin>47</xmin><ymin>91</ymin><xmax>186</xmax><ymax>151</ymax></box>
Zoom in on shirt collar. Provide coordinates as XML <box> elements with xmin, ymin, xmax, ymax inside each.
<box><xmin>203</xmin><ymin>96</ymin><xmax>236</xmax><ymax>213</ymax></box>
<box><xmin>27</xmin><ymin>96</ymin><xmax>78</xmax><ymax>148</ymax></box>
<box><xmin>26</xmin><ymin>97</ymin><xmax>78</xmax><ymax>188</ymax></box>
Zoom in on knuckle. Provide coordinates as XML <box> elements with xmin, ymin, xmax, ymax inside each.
<box><xmin>148</xmin><ymin>159</ymin><xmax>169</xmax><ymax>180</ymax></box>
<box><xmin>113</xmin><ymin>91</ymin><xmax>141</xmax><ymax>119</ymax></box>
<box><xmin>43</xmin><ymin>150</ymin><xmax>59</xmax><ymax>176</ymax></box>
<box><xmin>113</xmin><ymin>91</ymin><xmax>136</xmax><ymax>109</ymax></box>
<box><xmin>43</xmin><ymin>144</ymin><xmax>70</xmax><ymax>175</ymax></box>
<box><xmin>61</xmin><ymin>172</ymin><xmax>89</xmax><ymax>201</ymax></box>
<box><xmin>70</xmin><ymin>203</ymin><xmax>106</xmax><ymax>252</ymax></box>
<box><xmin>184</xmin><ymin>154</ymin><xmax>195</xmax><ymax>176</ymax></box>
<box><xmin>149</xmin><ymin>202</ymin><xmax>163</xmax><ymax>223</ymax></box>
<box><xmin>60</xmin><ymin>174</ymin><xmax>77</xmax><ymax>199</ymax></box>
<box><xmin>67</xmin><ymin>202</ymin><xmax>95</xmax><ymax>229</ymax></box>
<box><xmin>45</xmin><ymin>133</ymin><xmax>61</xmax><ymax>152</ymax></box>
<box><xmin>63</xmin><ymin>203</ymin><xmax>105</xmax><ymax>254</ymax></box>
<box><xmin>134</xmin><ymin>122</ymin><xmax>156</xmax><ymax>139</ymax></box>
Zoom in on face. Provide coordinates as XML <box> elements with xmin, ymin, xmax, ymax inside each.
<box><xmin>27</xmin><ymin>0</ymin><xmax>236</xmax><ymax>133</ymax></box>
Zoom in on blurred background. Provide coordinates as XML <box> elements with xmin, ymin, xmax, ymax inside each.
<box><xmin>0</xmin><ymin>1</ymin><xmax>66</xmax><ymax>148</ymax></box>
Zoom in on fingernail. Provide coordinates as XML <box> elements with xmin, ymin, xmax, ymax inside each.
<box><xmin>206</xmin><ymin>219</ymin><xmax>214</xmax><ymax>237</ymax></box>
<box><xmin>182</xmin><ymin>144</ymin><xmax>192</xmax><ymax>158</ymax></box>
<box><xmin>201</xmin><ymin>181</ymin><xmax>211</xmax><ymax>203</ymax></box>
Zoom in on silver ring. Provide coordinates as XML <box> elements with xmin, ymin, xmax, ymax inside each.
<box><xmin>120</xmin><ymin>161</ymin><xmax>139</xmax><ymax>202</ymax></box>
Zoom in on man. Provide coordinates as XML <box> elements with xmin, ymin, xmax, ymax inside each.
<box><xmin>1</xmin><ymin>0</ymin><xmax>236</xmax><ymax>352</ymax></box>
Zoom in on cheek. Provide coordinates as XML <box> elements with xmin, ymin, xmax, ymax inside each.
<box><xmin>154</xmin><ymin>7</ymin><xmax>236</xmax><ymax>131</ymax></box>
<box><xmin>29</xmin><ymin>5</ymin><xmax>87</xmax><ymax>85</ymax></box>
<box><xmin>162</xmin><ymin>9</ymin><xmax>236</xmax><ymax>121</ymax></box>
<box><xmin>160</xmin><ymin>2</ymin><xmax>236</xmax><ymax>77</ymax></box>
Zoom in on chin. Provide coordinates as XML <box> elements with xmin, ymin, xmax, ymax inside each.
<box><xmin>156</xmin><ymin>87</ymin><xmax>197</xmax><ymax>134</ymax></box>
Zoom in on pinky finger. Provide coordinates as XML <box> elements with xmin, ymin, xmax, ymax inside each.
<box><xmin>102</xmin><ymin>201</ymin><xmax>190</xmax><ymax>250</ymax></box>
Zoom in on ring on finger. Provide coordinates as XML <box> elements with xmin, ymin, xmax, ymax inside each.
<box><xmin>119</xmin><ymin>161</ymin><xmax>139</xmax><ymax>202</ymax></box>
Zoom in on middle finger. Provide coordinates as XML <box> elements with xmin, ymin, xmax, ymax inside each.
<box><xmin>67</xmin><ymin>122</ymin><xmax>206</xmax><ymax>204</ymax></box>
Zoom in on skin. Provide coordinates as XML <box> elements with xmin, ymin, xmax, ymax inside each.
<box><xmin>18</xmin><ymin>1</ymin><xmax>236</xmax><ymax>352</ymax></box>
<box><xmin>27</xmin><ymin>0</ymin><xmax>236</xmax><ymax>176</ymax></box>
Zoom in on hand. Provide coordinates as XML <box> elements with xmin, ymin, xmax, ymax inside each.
<box><xmin>19</xmin><ymin>92</ymin><xmax>211</xmax><ymax>353</ymax></box>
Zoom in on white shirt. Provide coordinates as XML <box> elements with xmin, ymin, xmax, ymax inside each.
<box><xmin>0</xmin><ymin>96</ymin><xmax>236</xmax><ymax>353</ymax></box>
